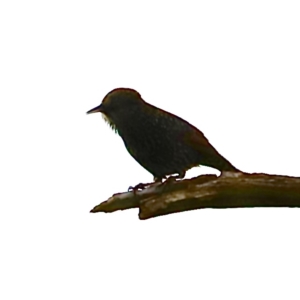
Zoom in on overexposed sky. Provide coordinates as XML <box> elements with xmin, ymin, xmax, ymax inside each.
<box><xmin>1</xmin><ymin>1</ymin><xmax>300</xmax><ymax>299</ymax></box>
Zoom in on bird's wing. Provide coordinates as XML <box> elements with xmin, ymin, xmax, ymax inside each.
<box><xmin>182</xmin><ymin>126</ymin><xmax>238</xmax><ymax>171</ymax></box>
<box><xmin>182</xmin><ymin>127</ymin><xmax>219</xmax><ymax>157</ymax></box>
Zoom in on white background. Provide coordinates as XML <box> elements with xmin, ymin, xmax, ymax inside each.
<box><xmin>1</xmin><ymin>1</ymin><xmax>300</xmax><ymax>299</ymax></box>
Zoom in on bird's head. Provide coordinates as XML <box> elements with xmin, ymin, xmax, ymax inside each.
<box><xmin>87</xmin><ymin>88</ymin><xmax>144</xmax><ymax>132</ymax></box>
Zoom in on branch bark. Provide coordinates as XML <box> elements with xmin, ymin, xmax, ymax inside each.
<box><xmin>90</xmin><ymin>173</ymin><xmax>300</xmax><ymax>220</ymax></box>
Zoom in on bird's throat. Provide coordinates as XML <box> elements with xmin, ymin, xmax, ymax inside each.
<box><xmin>102</xmin><ymin>114</ymin><xmax>118</xmax><ymax>133</ymax></box>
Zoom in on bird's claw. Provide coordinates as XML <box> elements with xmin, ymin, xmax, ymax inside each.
<box><xmin>128</xmin><ymin>182</ymin><xmax>153</xmax><ymax>193</ymax></box>
<box><xmin>127</xmin><ymin>174</ymin><xmax>182</xmax><ymax>193</ymax></box>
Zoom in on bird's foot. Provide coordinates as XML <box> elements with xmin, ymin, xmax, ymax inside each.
<box><xmin>128</xmin><ymin>182</ymin><xmax>154</xmax><ymax>192</ymax></box>
<box><xmin>165</xmin><ymin>171</ymin><xmax>185</xmax><ymax>183</ymax></box>
<box><xmin>159</xmin><ymin>172</ymin><xmax>185</xmax><ymax>190</ymax></box>
<box><xmin>128</xmin><ymin>176</ymin><xmax>164</xmax><ymax>193</ymax></box>
<box><xmin>127</xmin><ymin>174</ymin><xmax>183</xmax><ymax>193</ymax></box>
<box><xmin>163</xmin><ymin>175</ymin><xmax>181</xmax><ymax>184</ymax></box>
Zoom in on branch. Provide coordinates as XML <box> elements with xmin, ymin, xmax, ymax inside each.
<box><xmin>90</xmin><ymin>173</ymin><xmax>300</xmax><ymax>220</ymax></box>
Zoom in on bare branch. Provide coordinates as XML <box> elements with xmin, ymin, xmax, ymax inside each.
<box><xmin>90</xmin><ymin>173</ymin><xmax>300</xmax><ymax>220</ymax></box>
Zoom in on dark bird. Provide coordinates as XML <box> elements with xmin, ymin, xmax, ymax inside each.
<box><xmin>87</xmin><ymin>88</ymin><xmax>240</xmax><ymax>183</ymax></box>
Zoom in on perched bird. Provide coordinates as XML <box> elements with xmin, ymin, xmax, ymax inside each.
<box><xmin>87</xmin><ymin>88</ymin><xmax>240</xmax><ymax>183</ymax></box>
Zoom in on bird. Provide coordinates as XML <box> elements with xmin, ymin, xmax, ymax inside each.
<box><xmin>87</xmin><ymin>88</ymin><xmax>240</xmax><ymax>185</ymax></box>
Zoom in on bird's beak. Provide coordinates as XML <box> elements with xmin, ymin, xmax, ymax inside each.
<box><xmin>86</xmin><ymin>104</ymin><xmax>104</xmax><ymax>114</ymax></box>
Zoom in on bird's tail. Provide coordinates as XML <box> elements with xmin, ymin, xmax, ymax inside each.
<box><xmin>211</xmin><ymin>154</ymin><xmax>241</xmax><ymax>173</ymax></box>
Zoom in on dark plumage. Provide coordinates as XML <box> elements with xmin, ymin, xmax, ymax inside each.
<box><xmin>87</xmin><ymin>88</ymin><xmax>240</xmax><ymax>181</ymax></box>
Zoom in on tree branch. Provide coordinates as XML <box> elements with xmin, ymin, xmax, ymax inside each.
<box><xmin>90</xmin><ymin>173</ymin><xmax>300</xmax><ymax>220</ymax></box>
